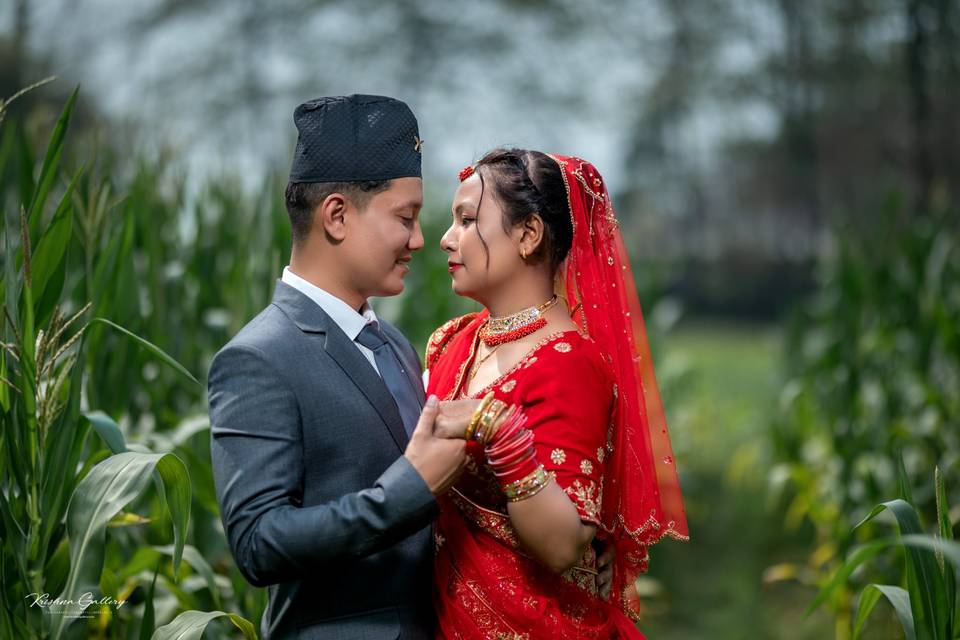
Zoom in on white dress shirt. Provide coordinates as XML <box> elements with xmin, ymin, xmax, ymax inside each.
<box><xmin>281</xmin><ymin>267</ymin><xmax>381</xmax><ymax>375</ymax></box>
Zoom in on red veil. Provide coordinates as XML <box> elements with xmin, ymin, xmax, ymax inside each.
<box><xmin>550</xmin><ymin>154</ymin><xmax>688</xmax><ymax>618</ymax></box>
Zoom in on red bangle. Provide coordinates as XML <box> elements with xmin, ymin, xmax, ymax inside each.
<box><xmin>485</xmin><ymin>407</ymin><xmax>539</xmax><ymax>486</ymax></box>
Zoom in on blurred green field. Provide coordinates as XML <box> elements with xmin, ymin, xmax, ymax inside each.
<box><xmin>643</xmin><ymin>321</ymin><xmax>832</xmax><ymax>640</ymax></box>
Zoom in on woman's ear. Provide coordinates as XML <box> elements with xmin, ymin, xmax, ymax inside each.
<box><xmin>517</xmin><ymin>213</ymin><xmax>545</xmax><ymax>259</ymax></box>
<box><xmin>317</xmin><ymin>192</ymin><xmax>348</xmax><ymax>242</ymax></box>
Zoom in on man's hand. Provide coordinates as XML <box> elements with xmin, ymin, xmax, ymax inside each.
<box><xmin>404</xmin><ymin>396</ymin><xmax>468</xmax><ymax>495</ymax></box>
<box><xmin>434</xmin><ymin>398</ymin><xmax>482</xmax><ymax>439</ymax></box>
<box><xmin>596</xmin><ymin>540</ymin><xmax>615</xmax><ymax>600</ymax></box>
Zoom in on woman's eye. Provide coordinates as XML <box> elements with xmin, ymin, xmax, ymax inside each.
<box><xmin>461</xmin><ymin>217</ymin><xmax>475</xmax><ymax>226</ymax></box>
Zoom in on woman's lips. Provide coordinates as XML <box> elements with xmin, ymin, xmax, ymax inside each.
<box><xmin>448</xmin><ymin>262</ymin><xmax>463</xmax><ymax>273</ymax></box>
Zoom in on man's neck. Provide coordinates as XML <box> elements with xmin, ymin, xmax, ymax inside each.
<box><xmin>288</xmin><ymin>255</ymin><xmax>365</xmax><ymax>312</ymax></box>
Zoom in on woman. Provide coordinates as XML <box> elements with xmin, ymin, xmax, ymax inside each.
<box><xmin>424</xmin><ymin>149</ymin><xmax>688</xmax><ymax>638</ymax></box>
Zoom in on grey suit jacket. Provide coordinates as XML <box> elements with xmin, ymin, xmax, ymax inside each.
<box><xmin>208</xmin><ymin>281</ymin><xmax>437</xmax><ymax>639</ymax></box>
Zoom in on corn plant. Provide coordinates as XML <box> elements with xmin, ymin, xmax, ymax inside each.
<box><xmin>1</xmin><ymin>84</ymin><xmax>256</xmax><ymax>639</ymax></box>
<box><xmin>809</xmin><ymin>465</ymin><xmax>959</xmax><ymax>640</ymax></box>
<box><xmin>770</xmin><ymin>195</ymin><xmax>960</xmax><ymax>634</ymax></box>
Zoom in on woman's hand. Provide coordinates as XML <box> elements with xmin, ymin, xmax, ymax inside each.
<box><xmin>435</xmin><ymin>399</ymin><xmax>483</xmax><ymax>439</ymax></box>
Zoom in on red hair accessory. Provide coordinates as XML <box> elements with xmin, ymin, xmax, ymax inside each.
<box><xmin>458</xmin><ymin>165</ymin><xmax>475</xmax><ymax>182</ymax></box>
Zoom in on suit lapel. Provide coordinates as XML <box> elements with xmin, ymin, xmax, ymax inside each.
<box><xmin>271</xmin><ymin>281</ymin><xmax>409</xmax><ymax>452</ymax></box>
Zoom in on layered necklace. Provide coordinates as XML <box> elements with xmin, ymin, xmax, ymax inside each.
<box><xmin>466</xmin><ymin>296</ymin><xmax>559</xmax><ymax>389</ymax></box>
<box><xmin>478</xmin><ymin>295</ymin><xmax>558</xmax><ymax>347</ymax></box>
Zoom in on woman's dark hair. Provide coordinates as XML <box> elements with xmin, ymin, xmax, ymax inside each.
<box><xmin>473</xmin><ymin>148</ymin><xmax>572</xmax><ymax>273</ymax></box>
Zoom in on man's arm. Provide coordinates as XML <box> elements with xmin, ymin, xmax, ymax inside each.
<box><xmin>208</xmin><ymin>344</ymin><xmax>439</xmax><ymax>587</ymax></box>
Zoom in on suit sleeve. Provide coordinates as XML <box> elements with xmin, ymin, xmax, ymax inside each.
<box><xmin>208</xmin><ymin>343</ymin><xmax>438</xmax><ymax>587</ymax></box>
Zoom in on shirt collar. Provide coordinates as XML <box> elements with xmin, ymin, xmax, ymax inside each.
<box><xmin>281</xmin><ymin>266</ymin><xmax>377</xmax><ymax>341</ymax></box>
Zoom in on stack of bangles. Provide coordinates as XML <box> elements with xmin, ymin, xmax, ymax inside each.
<box><xmin>466</xmin><ymin>392</ymin><xmax>551</xmax><ymax>502</ymax></box>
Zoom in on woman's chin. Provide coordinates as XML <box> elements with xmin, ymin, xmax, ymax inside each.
<box><xmin>449</xmin><ymin>280</ymin><xmax>475</xmax><ymax>300</ymax></box>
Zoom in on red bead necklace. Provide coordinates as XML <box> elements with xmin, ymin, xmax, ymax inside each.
<box><xmin>479</xmin><ymin>296</ymin><xmax>558</xmax><ymax>347</ymax></box>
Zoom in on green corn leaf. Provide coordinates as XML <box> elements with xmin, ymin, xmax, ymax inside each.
<box><xmin>154</xmin><ymin>544</ymin><xmax>222</xmax><ymax>609</ymax></box>
<box><xmin>3</xmin><ymin>211</ymin><xmax>18</xmax><ymax>332</ymax></box>
<box><xmin>26</xmin><ymin>86</ymin><xmax>78</xmax><ymax>248</ymax></box>
<box><xmin>854</xmin><ymin>499</ymin><xmax>949</xmax><ymax>640</ymax></box>
<box><xmin>138</xmin><ymin>561</ymin><xmax>161</xmax><ymax>640</ymax></box>
<box><xmin>15</xmin><ymin>122</ymin><xmax>35</xmax><ymax>210</ymax></box>
<box><xmin>30</xmin><ymin>166</ymin><xmax>82</xmax><ymax>328</ymax></box>
<box><xmin>151</xmin><ymin>610</ymin><xmax>258</xmax><ymax>640</ymax></box>
<box><xmin>933</xmin><ymin>468</ymin><xmax>956</xmax><ymax>635</ymax></box>
<box><xmin>852</xmin><ymin>584</ymin><xmax>915</xmax><ymax>640</ymax></box>
<box><xmin>896</xmin><ymin>454</ymin><xmax>915</xmax><ymax>507</ymax></box>
<box><xmin>935</xmin><ymin>468</ymin><xmax>953</xmax><ymax>542</ymax></box>
<box><xmin>84</xmin><ymin>411</ymin><xmax>127</xmax><ymax>454</ymax></box>
<box><xmin>115</xmin><ymin>547</ymin><xmax>166</xmax><ymax>583</ymax></box>
<box><xmin>49</xmin><ymin>451</ymin><xmax>190</xmax><ymax>640</ymax></box>
<box><xmin>806</xmin><ymin>540</ymin><xmax>892</xmax><ymax>616</ymax></box>
<box><xmin>901</xmin><ymin>535</ymin><xmax>960</xmax><ymax>578</ymax></box>
<box><xmin>39</xmin><ymin>341</ymin><xmax>89</xmax><ymax>556</ymax></box>
<box><xmin>42</xmin><ymin>537</ymin><xmax>70</xmax><ymax>598</ymax></box>
<box><xmin>115</xmin><ymin>545</ymin><xmax>224</xmax><ymax>609</ymax></box>
<box><xmin>90</xmin><ymin>318</ymin><xmax>200</xmax><ymax>387</ymax></box>
<box><xmin>0</xmin><ymin>123</ymin><xmax>14</xmax><ymax>203</ymax></box>
<box><xmin>0</xmin><ymin>484</ymin><xmax>26</xmax><ymax>555</ymax></box>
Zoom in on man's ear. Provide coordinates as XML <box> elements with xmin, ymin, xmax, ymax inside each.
<box><xmin>316</xmin><ymin>193</ymin><xmax>348</xmax><ymax>242</ymax></box>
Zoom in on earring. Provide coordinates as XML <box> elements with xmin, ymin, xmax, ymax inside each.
<box><xmin>520</xmin><ymin>248</ymin><xmax>527</xmax><ymax>260</ymax></box>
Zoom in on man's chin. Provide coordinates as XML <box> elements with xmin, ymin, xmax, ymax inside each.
<box><xmin>375</xmin><ymin>279</ymin><xmax>406</xmax><ymax>298</ymax></box>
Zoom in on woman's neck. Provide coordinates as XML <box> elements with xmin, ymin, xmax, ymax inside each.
<box><xmin>484</xmin><ymin>283</ymin><xmax>555</xmax><ymax>318</ymax></box>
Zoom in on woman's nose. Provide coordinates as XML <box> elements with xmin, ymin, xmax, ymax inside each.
<box><xmin>440</xmin><ymin>224</ymin><xmax>457</xmax><ymax>252</ymax></box>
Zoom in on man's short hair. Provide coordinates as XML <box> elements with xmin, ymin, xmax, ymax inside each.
<box><xmin>284</xmin><ymin>180</ymin><xmax>391</xmax><ymax>245</ymax></box>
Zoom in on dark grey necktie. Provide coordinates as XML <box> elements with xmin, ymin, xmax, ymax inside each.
<box><xmin>356</xmin><ymin>322</ymin><xmax>420</xmax><ymax>437</ymax></box>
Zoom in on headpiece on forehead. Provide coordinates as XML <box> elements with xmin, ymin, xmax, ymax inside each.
<box><xmin>289</xmin><ymin>94</ymin><xmax>422</xmax><ymax>183</ymax></box>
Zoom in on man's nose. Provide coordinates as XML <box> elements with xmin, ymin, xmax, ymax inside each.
<box><xmin>409</xmin><ymin>220</ymin><xmax>425</xmax><ymax>251</ymax></box>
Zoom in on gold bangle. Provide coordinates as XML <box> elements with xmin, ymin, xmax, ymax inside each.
<box><xmin>487</xmin><ymin>401</ymin><xmax>509</xmax><ymax>442</ymax></box>
<box><xmin>476</xmin><ymin>399</ymin><xmax>506</xmax><ymax>442</ymax></box>
<box><xmin>466</xmin><ymin>392</ymin><xmax>495</xmax><ymax>441</ymax></box>
<box><xmin>504</xmin><ymin>466</ymin><xmax>552</xmax><ymax>502</ymax></box>
<box><xmin>481</xmin><ymin>404</ymin><xmax>513</xmax><ymax>445</ymax></box>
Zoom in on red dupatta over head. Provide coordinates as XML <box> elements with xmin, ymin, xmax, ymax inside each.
<box><xmin>550</xmin><ymin>154</ymin><xmax>688</xmax><ymax>617</ymax></box>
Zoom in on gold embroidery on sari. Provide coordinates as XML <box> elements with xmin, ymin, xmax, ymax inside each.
<box><xmin>449</xmin><ymin>489</ymin><xmax>520</xmax><ymax>549</ymax></box>
<box><xmin>563</xmin><ymin>479</ymin><xmax>602</xmax><ymax>524</ymax></box>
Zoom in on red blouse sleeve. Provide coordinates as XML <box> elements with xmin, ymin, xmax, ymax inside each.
<box><xmin>425</xmin><ymin>312</ymin><xmax>480</xmax><ymax>371</ymax></box>
<box><xmin>515</xmin><ymin>337</ymin><xmax>613</xmax><ymax>525</ymax></box>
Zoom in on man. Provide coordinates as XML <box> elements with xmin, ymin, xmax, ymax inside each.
<box><xmin>208</xmin><ymin>95</ymin><xmax>468</xmax><ymax>639</ymax></box>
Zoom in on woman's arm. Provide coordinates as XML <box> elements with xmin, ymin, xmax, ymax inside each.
<box><xmin>507</xmin><ymin>482</ymin><xmax>596</xmax><ymax>573</ymax></box>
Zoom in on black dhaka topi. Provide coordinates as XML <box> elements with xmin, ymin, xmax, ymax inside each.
<box><xmin>289</xmin><ymin>94</ymin><xmax>422</xmax><ymax>183</ymax></box>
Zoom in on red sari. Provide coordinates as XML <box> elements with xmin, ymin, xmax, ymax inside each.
<box><xmin>426</xmin><ymin>312</ymin><xmax>643</xmax><ymax>639</ymax></box>
<box><xmin>427</xmin><ymin>154</ymin><xmax>688</xmax><ymax>639</ymax></box>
